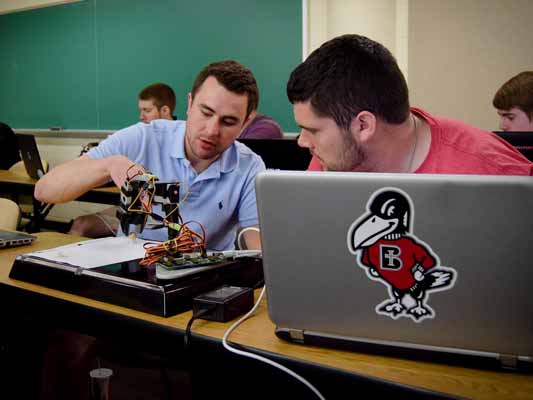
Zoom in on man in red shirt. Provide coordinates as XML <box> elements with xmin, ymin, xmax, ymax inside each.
<box><xmin>287</xmin><ymin>34</ymin><xmax>532</xmax><ymax>175</ymax></box>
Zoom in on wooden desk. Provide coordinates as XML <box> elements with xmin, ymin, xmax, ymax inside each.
<box><xmin>0</xmin><ymin>170</ymin><xmax>119</xmax><ymax>231</ymax></box>
<box><xmin>1</xmin><ymin>233</ymin><xmax>532</xmax><ymax>399</ymax></box>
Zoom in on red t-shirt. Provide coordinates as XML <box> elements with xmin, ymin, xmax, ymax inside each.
<box><xmin>360</xmin><ymin>236</ymin><xmax>436</xmax><ymax>290</ymax></box>
<box><xmin>307</xmin><ymin>108</ymin><xmax>533</xmax><ymax>175</ymax></box>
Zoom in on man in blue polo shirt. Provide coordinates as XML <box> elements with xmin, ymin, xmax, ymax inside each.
<box><xmin>35</xmin><ymin>60</ymin><xmax>264</xmax><ymax>250</ymax></box>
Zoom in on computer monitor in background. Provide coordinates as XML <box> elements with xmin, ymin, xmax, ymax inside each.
<box><xmin>237</xmin><ymin>138</ymin><xmax>311</xmax><ymax>170</ymax></box>
<box><xmin>16</xmin><ymin>134</ymin><xmax>46</xmax><ymax>179</ymax></box>
<box><xmin>493</xmin><ymin>131</ymin><xmax>533</xmax><ymax>161</ymax></box>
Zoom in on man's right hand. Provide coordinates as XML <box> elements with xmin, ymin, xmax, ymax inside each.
<box><xmin>107</xmin><ymin>155</ymin><xmax>144</xmax><ymax>188</ymax></box>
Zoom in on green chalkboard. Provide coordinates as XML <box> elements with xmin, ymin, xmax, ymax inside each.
<box><xmin>0</xmin><ymin>0</ymin><xmax>301</xmax><ymax>131</ymax></box>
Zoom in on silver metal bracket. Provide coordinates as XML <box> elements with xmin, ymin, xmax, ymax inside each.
<box><xmin>288</xmin><ymin>329</ymin><xmax>305</xmax><ymax>344</ymax></box>
<box><xmin>499</xmin><ymin>354</ymin><xmax>518</xmax><ymax>369</ymax></box>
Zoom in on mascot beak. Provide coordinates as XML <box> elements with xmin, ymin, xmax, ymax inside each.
<box><xmin>349</xmin><ymin>215</ymin><xmax>398</xmax><ymax>251</ymax></box>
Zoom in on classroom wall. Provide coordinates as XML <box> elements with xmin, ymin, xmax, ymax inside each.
<box><xmin>408</xmin><ymin>0</ymin><xmax>533</xmax><ymax>131</ymax></box>
<box><xmin>309</xmin><ymin>0</ymin><xmax>398</xmax><ymax>54</ymax></box>
<box><xmin>307</xmin><ymin>0</ymin><xmax>408</xmax><ymax>78</ymax></box>
<box><xmin>307</xmin><ymin>0</ymin><xmax>533</xmax><ymax>131</ymax></box>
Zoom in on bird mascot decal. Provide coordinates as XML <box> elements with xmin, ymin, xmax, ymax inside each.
<box><xmin>347</xmin><ymin>188</ymin><xmax>457</xmax><ymax>322</ymax></box>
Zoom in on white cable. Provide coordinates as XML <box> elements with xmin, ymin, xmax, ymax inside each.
<box><xmin>236</xmin><ymin>226</ymin><xmax>260</xmax><ymax>250</ymax></box>
<box><xmin>222</xmin><ymin>286</ymin><xmax>326</xmax><ymax>400</ymax></box>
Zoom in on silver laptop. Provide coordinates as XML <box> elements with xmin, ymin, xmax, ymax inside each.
<box><xmin>0</xmin><ymin>230</ymin><xmax>36</xmax><ymax>248</ymax></box>
<box><xmin>256</xmin><ymin>171</ymin><xmax>533</xmax><ymax>368</ymax></box>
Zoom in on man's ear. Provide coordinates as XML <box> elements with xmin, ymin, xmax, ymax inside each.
<box><xmin>186</xmin><ymin>93</ymin><xmax>192</xmax><ymax>116</ymax></box>
<box><xmin>350</xmin><ymin>111</ymin><xmax>377</xmax><ymax>143</ymax></box>
<box><xmin>242</xmin><ymin>110</ymin><xmax>257</xmax><ymax>128</ymax></box>
<box><xmin>160</xmin><ymin>105</ymin><xmax>171</xmax><ymax>119</ymax></box>
<box><xmin>242</xmin><ymin>112</ymin><xmax>254</xmax><ymax>128</ymax></box>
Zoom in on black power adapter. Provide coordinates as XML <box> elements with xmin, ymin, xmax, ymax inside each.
<box><xmin>192</xmin><ymin>285</ymin><xmax>254</xmax><ymax>322</ymax></box>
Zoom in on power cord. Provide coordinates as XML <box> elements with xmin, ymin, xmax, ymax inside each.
<box><xmin>222</xmin><ymin>286</ymin><xmax>326</xmax><ymax>400</ymax></box>
<box><xmin>184</xmin><ymin>307</ymin><xmax>215</xmax><ymax>351</ymax></box>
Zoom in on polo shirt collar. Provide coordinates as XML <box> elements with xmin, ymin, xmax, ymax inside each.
<box><xmin>199</xmin><ymin>143</ymin><xmax>238</xmax><ymax>180</ymax></box>
<box><xmin>218</xmin><ymin>143</ymin><xmax>238</xmax><ymax>174</ymax></box>
<box><xmin>169</xmin><ymin>128</ymin><xmax>239</xmax><ymax>178</ymax></box>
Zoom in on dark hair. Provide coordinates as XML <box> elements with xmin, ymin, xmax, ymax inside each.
<box><xmin>493</xmin><ymin>71</ymin><xmax>533</xmax><ymax>121</ymax></box>
<box><xmin>287</xmin><ymin>34</ymin><xmax>410</xmax><ymax>130</ymax></box>
<box><xmin>191</xmin><ymin>60</ymin><xmax>259</xmax><ymax>119</ymax></box>
<box><xmin>138</xmin><ymin>83</ymin><xmax>176</xmax><ymax>112</ymax></box>
<box><xmin>0</xmin><ymin>122</ymin><xmax>20</xmax><ymax>169</ymax></box>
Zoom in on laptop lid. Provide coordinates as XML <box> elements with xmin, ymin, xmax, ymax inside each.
<box><xmin>16</xmin><ymin>134</ymin><xmax>45</xmax><ymax>179</ymax></box>
<box><xmin>0</xmin><ymin>230</ymin><xmax>36</xmax><ymax>248</ymax></box>
<box><xmin>237</xmin><ymin>138</ymin><xmax>311</xmax><ymax>170</ymax></box>
<box><xmin>493</xmin><ymin>131</ymin><xmax>533</xmax><ymax>161</ymax></box>
<box><xmin>256</xmin><ymin>171</ymin><xmax>533</xmax><ymax>362</ymax></box>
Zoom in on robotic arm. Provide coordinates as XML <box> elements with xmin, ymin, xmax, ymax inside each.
<box><xmin>115</xmin><ymin>166</ymin><xmax>207</xmax><ymax>265</ymax></box>
<box><xmin>116</xmin><ymin>170</ymin><xmax>181</xmax><ymax>240</ymax></box>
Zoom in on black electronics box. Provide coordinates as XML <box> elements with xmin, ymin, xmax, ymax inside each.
<box><xmin>9</xmin><ymin>255</ymin><xmax>263</xmax><ymax>317</ymax></box>
<box><xmin>193</xmin><ymin>285</ymin><xmax>254</xmax><ymax>322</ymax></box>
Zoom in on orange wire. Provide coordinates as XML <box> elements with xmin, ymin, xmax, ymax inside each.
<box><xmin>139</xmin><ymin>220</ymin><xmax>207</xmax><ymax>266</ymax></box>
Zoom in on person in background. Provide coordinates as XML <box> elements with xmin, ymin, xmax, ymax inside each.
<box><xmin>68</xmin><ymin>83</ymin><xmax>177</xmax><ymax>238</ymax></box>
<box><xmin>493</xmin><ymin>71</ymin><xmax>533</xmax><ymax>132</ymax></box>
<box><xmin>287</xmin><ymin>34</ymin><xmax>531</xmax><ymax>175</ymax></box>
<box><xmin>138</xmin><ymin>82</ymin><xmax>177</xmax><ymax>122</ymax></box>
<box><xmin>239</xmin><ymin>110</ymin><xmax>283</xmax><ymax>139</ymax></box>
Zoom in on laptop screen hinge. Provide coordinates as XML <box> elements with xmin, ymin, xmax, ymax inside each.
<box><xmin>288</xmin><ymin>329</ymin><xmax>305</xmax><ymax>344</ymax></box>
<box><xmin>499</xmin><ymin>354</ymin><xmax>518</xmax><ymax>369</ymax></box>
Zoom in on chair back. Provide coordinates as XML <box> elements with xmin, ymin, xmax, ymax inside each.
<box><xmin>8</xmin><ymin>160</ymin><xmax>49</xmax><ymax>178</ymax></box>
<box><xmin>0</xmin><ymin>198</ymin><xmax>21</xmax><ymax>230</ymax></box>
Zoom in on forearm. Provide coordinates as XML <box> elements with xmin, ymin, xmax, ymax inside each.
<box><xmin>243</xmin><ymin>226</ymin><xmax>261</xmax><ymax>250</ymax></box>
<box><xmin>34</xmin><ymin>156</ymin><xmax>119</xmax><ymax>204</ymax></box>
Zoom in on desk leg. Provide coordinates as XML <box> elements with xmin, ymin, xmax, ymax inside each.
<box><xmin>25</xmin><ymin>196</ymin><xmax>43</xmax><ymax>232</ymax></box>
<box><xmin>26</xmin><ymin>198</ymin><xmax>54</xmax><ymax>233</ymax></box>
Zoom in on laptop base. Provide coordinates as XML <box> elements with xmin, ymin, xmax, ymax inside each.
<box><xmin>275</xmin><ymin>327</ymin><xmax>533</xmax><ymax>372</ymax></box>
<box><xmin>0</xmin><ymin>230</ymin><xmax>37</xmax><ymax>248</ymax></box>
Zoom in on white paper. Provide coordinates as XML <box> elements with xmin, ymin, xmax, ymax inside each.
<box><xmin>28</xmin><ymin>236</ymin><xmax>151</xmax><ymax>269</ymax></box>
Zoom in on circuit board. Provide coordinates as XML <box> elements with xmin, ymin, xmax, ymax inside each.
<box><xmin>155</xmin><ymin>250</ymin><xmax>261</xmax><ymax>270</ymax></box>
<box><xmin>156</xmin><ymin>252</ymin><xmax>233</xmax><ymax>270</ymax></box>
